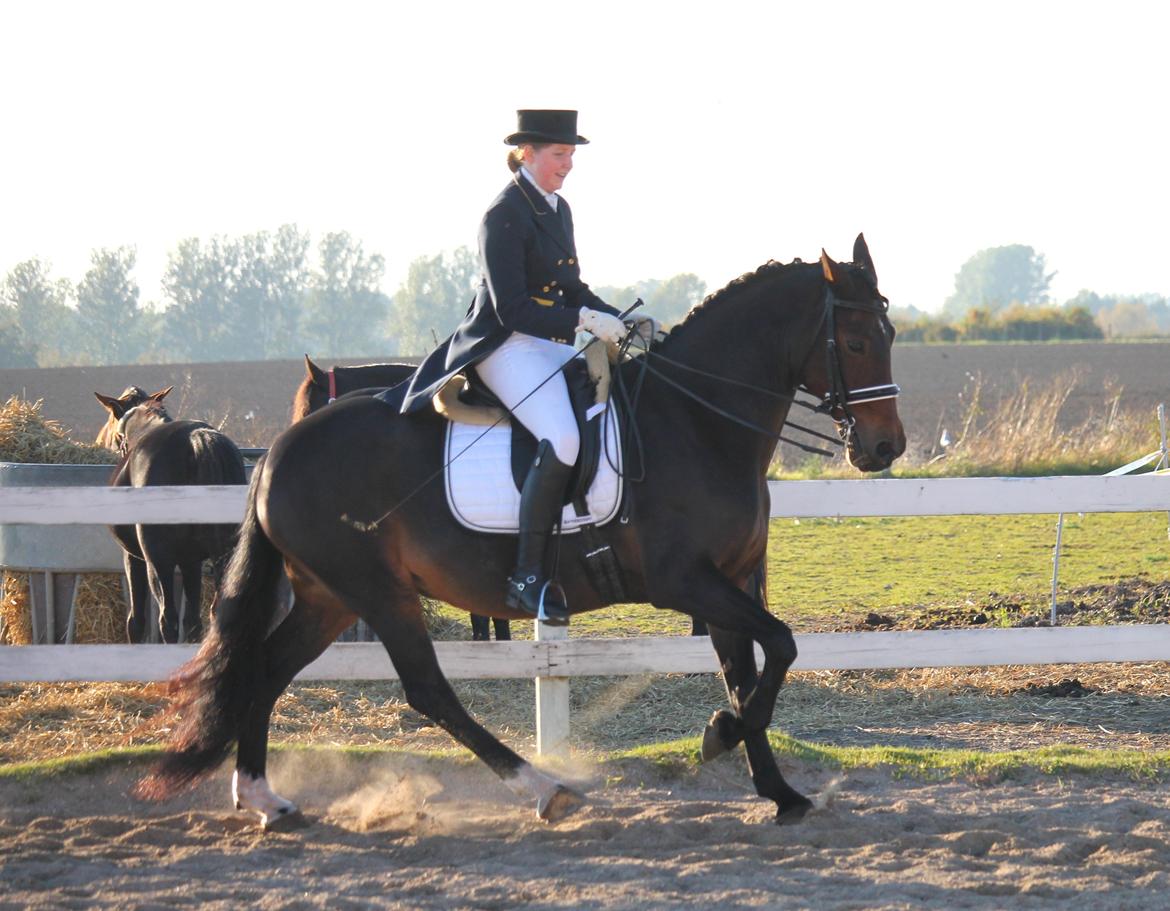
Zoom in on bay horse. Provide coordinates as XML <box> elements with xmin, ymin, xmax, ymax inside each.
<box><xmin>293</xmin><ymin>355</ymin><xmax>513</xmax><ymax>642</ymax></box>
<box><xmin>138</xmin><ymin>235</ymin><xmax>905</xmax><ymax>828</ymax></box>
<box><xmin>94</xmin><ymin>392</ymin><xmax>247</xmax><ymax>643</ymax></box>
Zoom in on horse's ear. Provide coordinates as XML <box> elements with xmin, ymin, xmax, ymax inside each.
<box><xmin>304</xmin><ymin>354</ymin><xmax>328</xmax><ymax>387</ymax></box>
<box><xmin>853</xmin><ymin>233</ymin><xmax>877</xmax><ymax>284</ymax></box>
<box><xmin>94</xmin><ymin>391</ymin><xmax>129</xmax><ymax>419</ymax></box>
<box><xmin>820</xmin><ymin>249</ymin><xmax>841</xmax><ymax>284</ymax></box>
<box><xmin>149</xmin><ymin>386</ymin><xmax>173</xmax><ymax>402</ymax></box>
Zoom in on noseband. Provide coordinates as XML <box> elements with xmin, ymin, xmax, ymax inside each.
<box><xmin>811</xmin><ymin>284</ymin><xmax>901</xmax><ymax>430</ymax></box>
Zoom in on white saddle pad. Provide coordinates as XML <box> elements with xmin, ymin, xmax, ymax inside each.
<box><xmin>444</xmin><ymin>405</ymin><xmax>623</xmax><ymax>534</ymax></box>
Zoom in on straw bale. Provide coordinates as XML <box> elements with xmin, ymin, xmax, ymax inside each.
<box><xmin>0</xmin><ymin>396</ymin><xmax>116</xmax><ymax>464</ymax></box>
<box><xmin>0</xmin><ymin>571</ymin><xmax>32</xmax><ymax>645</ymax></box>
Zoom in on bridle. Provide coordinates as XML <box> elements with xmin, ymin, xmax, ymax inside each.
<box><xmin>113</xmin><ymin>402</ymin><xmax>170</xmax><ymax>458</ymax></box>
<box><xmin>810</xmin><ymin>282</ymin><xmax>901</xmax><ymax>434</ymax></box>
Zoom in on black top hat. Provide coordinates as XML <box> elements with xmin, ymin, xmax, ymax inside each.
<box><xmin>504</xmin><ymin>110</ymin><xmax>589</xmax><ymax>146</ymax></box>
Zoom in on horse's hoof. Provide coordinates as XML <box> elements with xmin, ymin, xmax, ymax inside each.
<box><xmin>537</xmin><ymin>785</ymin><xmax>586</xmax><ymax>823</ymax></box>
<box><xmin>700</xmin><ymin>721</ymin><xmax>729</xmax><ymax>761</ymax></box>
<box><xmin>261</xmin><ymin>807</ymin><xmax>309</xmax><ymax>832</ymax></box>
<box><xmin>774</xmin><ymin>796</ymin><xmax>814</xmax><ymax>826</ymax></box>
<box><xmin>700</xmin><ymin>710</ymin><xmax>738</xmax><ymax>761</ymax></box>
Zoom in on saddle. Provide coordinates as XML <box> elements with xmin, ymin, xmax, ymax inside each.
<box><xmin>435</xmin><ymin>345</ymin><xmax>627</xmax><ymax>603</ymax></box>
<box><xmin>431</xmin><ymin>340</ymin><xmax>615</xmax><ymax>504</ymax></box>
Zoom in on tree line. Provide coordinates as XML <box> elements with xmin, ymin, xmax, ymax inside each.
<box><xmin>4</xmin><ymin>235</ymin><xmax>1166</xmax><ymax>368</ymax></box>
<box><xmin>892</xmin><ymin>244</ymin><xmax>1170</xmax><ymax>343</ymax></box>
<box><xmin>0</xmin><ymin>226</ymin><xmax>708</xmax><ymax>368</ymax></box>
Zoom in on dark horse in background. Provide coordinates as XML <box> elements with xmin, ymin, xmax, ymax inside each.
<box><xmin>139</xmin><ymin>236</ymin><xmax>905</xmax><ymax>829</ymax></box>
<box><xmin>292</xmin><ymin>355</ymin><xmax>514</xmax><ymax>642</ymax></box>
<box><xmin>95</xmin><ymin>388</ymin><xmax>247</xmax><ymax>644</ymax></box>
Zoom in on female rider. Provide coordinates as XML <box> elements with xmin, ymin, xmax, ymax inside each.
<box><xmin>399</xmin><ymin>109</ymin><xmax>631</xmax><ymax>625</ymax></box>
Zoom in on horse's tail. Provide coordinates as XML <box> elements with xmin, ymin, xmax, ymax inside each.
<box><xmin>135</xmin><ymin>458</ymin><xmax>284</xmax><ymax>800</ymax></box>
<box><xmin>189</xmin><ymin>427</ymin><xmax>247</xmax><ymax>486</ymax></box>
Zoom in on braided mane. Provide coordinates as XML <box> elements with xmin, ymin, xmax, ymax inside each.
<box><xmin>664</xmin><ymin>258</ymin><xmax>811</xmax><ymax>342</ymax></box>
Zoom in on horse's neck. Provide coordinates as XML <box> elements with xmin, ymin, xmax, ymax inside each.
<box><xmin>125</xmin><ymin>413</ymin><xmax>170</xmax><ymax>447</ymax></box>
<box><xmin>634</xmin><ymin>273</ymin><xmax>823</xmax><ymax>473</ymax></box>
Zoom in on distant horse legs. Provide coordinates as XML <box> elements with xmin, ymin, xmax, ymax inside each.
<box><xmin>470</xmin><ymin>614</ymin><xmax>512</xmax><ymax>641</ymax></box>
<box><xmin>140</xmin><ymin>534</ymin><xmax>183</xmax><ymax>644</ymax></box>
<box><xmin>123</xmin><ymin>552</ymin><xmax>151</xmax><ymax>644</ymax></box>
<box><xmin>178</xmin><ymin>558</ymin><xmax>205</xmax><ymax>643</ymax></box>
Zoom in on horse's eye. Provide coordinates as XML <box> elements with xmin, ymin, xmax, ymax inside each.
<box><xmin>847</xmin><ymin>340</ymin><xmax>865</xmax><ymax>354</ymax></box>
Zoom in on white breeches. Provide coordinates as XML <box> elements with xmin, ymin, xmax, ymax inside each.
<box><xmin>475</xmin><ymin>332</ymin><xmax>580</xmax><ymax>466</ymax></box>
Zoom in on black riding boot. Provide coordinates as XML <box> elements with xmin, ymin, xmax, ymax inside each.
<box><xmin>506</xmin><ymin>440</ymin><xmax>573</xmax><ymax>625</ymax></box>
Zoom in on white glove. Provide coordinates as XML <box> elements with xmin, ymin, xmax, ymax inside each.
<box><xmin>578</xmin><ymin>307</ymin><xmax>628</xmax><ymax>345</ymax></box>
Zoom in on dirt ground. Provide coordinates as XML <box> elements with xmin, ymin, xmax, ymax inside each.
<box><xmin>2</xmin><ymin>751</ymin><xmax>1169</xmax><ymax>910</ymax></box>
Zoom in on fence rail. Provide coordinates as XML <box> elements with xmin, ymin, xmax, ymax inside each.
<box><xmin>2</xmin><ymin>475</ymin><xmax>1169</xmax><ymax>525</ymax></box>
<box><xmin>5</xmin><ymin>625</ymin><xmax>1170</xmax><ymax>684</ymax></box>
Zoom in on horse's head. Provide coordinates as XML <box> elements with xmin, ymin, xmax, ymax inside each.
<box><xmin>94</xmin><ymin>386</ymin><xmax>174</xmax><ymax>453</ymax></box>
<box><xmin>292</xmin><ymin>355</ymin><xmax>333</xmax><ymax>423</ymax></box>
<box><xmin>797</xmin><ymin>234</ymin><xmax>906</xmax><ymax>472</ymax></box>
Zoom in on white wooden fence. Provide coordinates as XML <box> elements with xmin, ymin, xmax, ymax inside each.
<box><xmin>2</xmin><ymin>475</ymin><xmax>1169</xmax><ymax>753</ymax></box>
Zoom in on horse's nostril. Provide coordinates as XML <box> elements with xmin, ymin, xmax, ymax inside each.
<box><xmin>876</xmin><ymin>441</ymin><xmax>894</xmax><ymax>459</ymax></box>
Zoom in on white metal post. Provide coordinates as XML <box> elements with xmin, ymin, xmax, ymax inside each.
<box><xmin>1050</xmin><ymin>514</ymin><xmax>1065</xmax><ymax>625</ymax></box>
<box><xmin>534</xmin><ymin>619</ymin><xmax>569</xmax><ymax>756</ymax></box>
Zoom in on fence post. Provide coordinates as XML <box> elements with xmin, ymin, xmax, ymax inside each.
<box><xmin>1050</xmin><ymin>514</ymin><xmax>1065</xmax><ymax>625</ymax></box>
<box><xmin>534</xmin><ymin>619</ymin><xmax>569</xmax><ymax>756</ymax></box>
<box><xmin>1159</xmin><ymin>404</ymin><xmax>1168</xmax><ymax>542</ymax></box>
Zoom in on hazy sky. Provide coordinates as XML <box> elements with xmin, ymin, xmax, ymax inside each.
<box><xmin>3</xmin><ymin>0</ymin><xmax>1167</xmax><ymax>315</ymax></box>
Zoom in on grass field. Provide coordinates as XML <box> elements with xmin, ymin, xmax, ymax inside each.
<box><xmin>435</xmin><ymin>511</ymin><xmax>1170</xmax><ymax>639</ymax></box>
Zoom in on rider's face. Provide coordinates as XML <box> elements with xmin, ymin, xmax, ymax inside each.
<box><xmin>524</xmin><ymin>144</ymin><xmax>575</xmax><ymax>194</ymax></box>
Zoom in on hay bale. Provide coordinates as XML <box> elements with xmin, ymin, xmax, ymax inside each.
<box><xmin>0</xmin><ymin>571</ymin><xmax>31</xmax><ymax>645</ymax></box>
<box><xmin>0</xmin><ymin>396</ymin><xmax>116</xmax><ymax>464</ymax></box>
<box><xmin>73</xmin><ymin>573</ymin><xmax>127</xmax><ymax>644</ymax></box>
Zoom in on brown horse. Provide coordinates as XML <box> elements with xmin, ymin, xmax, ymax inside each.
<box><xmin>94</xmin><ymin>393</ymin><xmax>247</xmax><ymax>643</ymax></box>
<box><xmin>139</xmin><ymin>236</ymin><xmax>905</xmax><ymax>829</ymax></box>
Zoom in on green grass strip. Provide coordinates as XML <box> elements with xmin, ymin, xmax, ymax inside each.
<box><xmin>7</xmin><ymin>737</ymin><xmax>1170</xmax><ymax>785</ymax></box>
<box><xmin>617</xmin><ymin>733</ymin><xmax>1170</xmax><ymax>781</ymax></box>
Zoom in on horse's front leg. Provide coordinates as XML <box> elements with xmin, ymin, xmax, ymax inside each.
<box><xmin>707</xmin><ymin>623</ymin><xmax>811</xmax><ymax>823</ymax></box>
<box><xmin>648</xmin><ymin>561</ymin><xmax>810</xmax><ymax>821</ymax></box>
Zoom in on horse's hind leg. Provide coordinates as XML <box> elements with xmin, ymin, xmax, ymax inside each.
<box><xmin>178</xmin><ymin>558</ymin><xmax>204</xmax><ymax>643</ymax></box>
<box><xmin>233</xmin><ymin>588</ymin><xmax>356</xmax><ymax>830</ymax></box>
<box><xmin>140</xmin><ymin>536</ymin><xmax>181</xmax><ymax>644</ymax></box>
<box><xmin>122</xmin><ymin>552</ymin><xmax>150</xmax><ymax>644</ymax></box>
<box><xmin>357</xmin><ymin>580</ymin><xmax>583</xmax><ymax>822</ymax></box>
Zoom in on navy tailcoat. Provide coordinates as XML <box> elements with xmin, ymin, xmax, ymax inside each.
<box><xmin>398</xmin><ymin>175</ymin><xmax>622</xmax><ymax>413</ymax></box>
